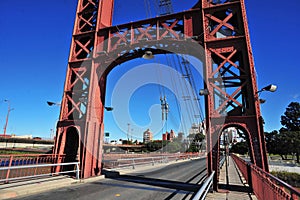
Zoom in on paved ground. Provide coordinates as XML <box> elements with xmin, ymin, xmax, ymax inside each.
<box><xmin>0</xmin><ymin>157</ymin><xmax>205</xmax><ymax>200</ymax></box>
<box><xmin>206</xmin><ymin>156</ymin><xmax>257</xmax><ymax>200</ymax></box>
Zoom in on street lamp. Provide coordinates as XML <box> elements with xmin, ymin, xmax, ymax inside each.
<box><xmin>257</xmin><ymin>84</ymin><xmax>277</xmax><ymax>94</ymax></box>
<box><xmin>3</xmin><ymin>100</ymin><xmax>14</xmax><ymax>136</ymax></box>
<box><xmin>256</xmin><ymin>84</ymin><xmax>277</xmax><ymax>104</ymax></box>
<box><xmin>47</xmin><ymin>101</ymin><xmax>113</xmax><ymax>111</ymax></box>
<box><xmin>142</xmin><ymin>51</ymin><xmax>154</xmax><ymax>59</ymax></box>
<box><xmin>199</xmin><ymin>89</ymin><xmax>209</xmax><ymax>96</ymax></box>
<box><xmin>104</xmin><ymin>107</ymin><xmax>113</xmax><ymax>111</ymax></box>
<box><xmin>47</xmin><ymin>101</ymin><xmax>61</xmax><ymax>106</ymax></box>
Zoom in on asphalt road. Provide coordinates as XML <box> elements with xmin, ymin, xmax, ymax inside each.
<box><xmin>12</xmin><ymin>158</ymin><xmax>207</xmax><ymax>200</ymax></box>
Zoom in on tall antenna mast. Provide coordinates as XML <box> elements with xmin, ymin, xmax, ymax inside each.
<box><xmin>156</xmin><ymin>0</ymin><xmax>174</xmax><ymax>15</ymax></box>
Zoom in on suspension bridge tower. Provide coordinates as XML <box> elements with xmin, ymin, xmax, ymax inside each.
<box><xmin>53</xmin><ymin>0</ymin><xmax>268</xmax><ymax>189</ymax></box>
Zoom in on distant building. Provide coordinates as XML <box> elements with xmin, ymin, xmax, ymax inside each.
<box><xmin>11</xmin><ymin>134</ymin><xmax>33</xmax><ymax>139</ymax></box>
<box><xmin>189</xmin><ymin>122</ymin><xmax>205</xmax><ymax>136</ymax></box>
<box><xmin>169</xmin><ymin>129</ymin><xmax>176</xmax><ymax>141</ymax></box>
<box><xmin>143</xmin><ymin>129</ymin><xmax>153</xmax><ymax>143</ymax></box>
<box><xmin>162</xmin><ymin>130</ymin><xmax>176</xmax><ymax>142</ymax></box>
<box><xmin>177</xmin><ymin>132</ymin><xmax>184</xmax><ymax>142</ymax></box>
<box><xmin>221</xmin><ymin>127</ymin><xmax>238</xmax><ymax>144</ymax></box>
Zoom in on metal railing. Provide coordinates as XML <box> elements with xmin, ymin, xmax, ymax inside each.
<box><xmin>103</xmin><ymin>153</ymin><xmax>203</xmax><ymax>169</ymax></box>
<box><xmin>192</xmin><ymin>171</ymin><xmax>215</xmax><ymax>200</ymax></box>
<box><xmin>0</xmin><ymin>154</ymin><xmax>65</xmax><ymax>183</ymax></box>
<box><xmin>0</xmin><ymin>162</ymin><xmax>80</xmax><ymax>183</ymax></box>
<box><xmin>0</xmin><ymin>154</ymin><xmax>64</xmax><ymax>167</ymax></box>
<box><xmin>232</xmin><ymin>154</ymin><xmax>300</xmax><ymax>200</ymax></box>
<box><xmin>192</xmin><ymin>155</ymin><xmax>226</xmax><ymax>199</ymax></box>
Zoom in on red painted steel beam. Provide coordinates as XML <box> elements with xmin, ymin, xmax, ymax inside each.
<box><xmin>54</xmin><ymin>0</ymin><xmax>269</xmax><ymax>188</ymax></box>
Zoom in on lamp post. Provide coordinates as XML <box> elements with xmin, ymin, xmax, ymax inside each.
<box><xmin>47</xmin><ymin>101</ymin><xmax>61</xmax><ymax>106</ymax></box>
<box><xmin>3</xmin><ymin>100</ymin><xmax>14</xmax><ymax>136</ymax></box>
<box><xmin>257</xmin><ymin>84</ymin><xmax>277</xmax><ymax>93</ymax></box>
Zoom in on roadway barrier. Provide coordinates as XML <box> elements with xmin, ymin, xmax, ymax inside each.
<box><xmin>103</xmin><ymin>153</ymin><xmax>203</xmax><ymax>169</ymax></box>
<box><xmin>192</xmin><ymin>155</ymin><xmax>225</xmax><ymax>199</ymax></box>
<box><xmin>192</xmin><ymin>171</ymin><xmax>215</xmax><ymax>200</ymax></box>
<box><xmin>0</xmin><ymin>154</ymin><xmax>65</xmax><ymax>183</ymax></box>
<box><xmin>0</xmin><ymin>162</ymin><xmax>79</xmax><ymax>183</ymax></box>
<box><xmin>232</xmin><ymin>154</ymin><xmax>300</xmax><ymax>200</ymax></box>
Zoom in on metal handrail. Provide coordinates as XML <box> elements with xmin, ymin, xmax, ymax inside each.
<box><xmin>253</xmin><ymin>164</ymin><xmax>300</xmax><ymax>198</ymax></box>
<box><xmin>232</xmin><ymin>154</ymin><xmax>300</xmax><ymax>200</ymax></box>
<box><xmin>114</xmin><ymin>155</ymin><xmax>204</xmax><ymax>169</ymax></box>
<box><xmin>192</xmin><ymin>171</ymin><xmax>215</xmax><ymax>200</ymax></box>
<box><xmin>0</xmin><ymin>162</ymin><xmax>80</xmax><ymax>182</ymax></box>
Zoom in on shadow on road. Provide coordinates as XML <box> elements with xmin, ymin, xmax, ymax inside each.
<box><xmin>102</xmin><ymin>170</ymin><xmax>203</xmax><ymax>192</ymax></box>
<box><xmin>218</xmin><ymin>183</ymin><xmax>252</xmax><ymax>193</ymax></box>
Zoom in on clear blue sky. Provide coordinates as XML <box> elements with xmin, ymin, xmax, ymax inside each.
<box><xmin>0</xmin><ymin>0</ymin><xmax>299</xmax><ymax>140</ymax></box>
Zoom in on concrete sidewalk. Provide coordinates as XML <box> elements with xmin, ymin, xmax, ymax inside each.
<box><xmin>206</xmin><ymin>156</ymin><xmax>257</xmax><ymax>200</ymax></box>
<box><xmin>0</xmin><ymin>175</ymin><xmax>105</xmax><ymax>200</ymax></box>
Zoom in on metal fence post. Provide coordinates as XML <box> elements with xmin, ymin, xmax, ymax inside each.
<box><xmin>76</xmin><ymin>163</ymin><xmax>80</xmax><ymax>180</ymax></box>
<box><xmin>247</xmin><ymin>163</ymin><xmax>253</xmax><ymax>193</ymax></box>
<box><xmin>5</xmin><ymin>155</ymin><xmax>13</xmax><ymax>183</ymax></box>
<box><xmin>132</xmin><ymin>159</ymin><xmax>135</xmax><ymax>169</ymax></box>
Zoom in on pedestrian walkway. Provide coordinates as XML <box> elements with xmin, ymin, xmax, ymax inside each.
<box><xmin>206</xmin><ymin>156</ymin><xmax>257</xmax><ymax>200</ymax></box>
<box><xmin>0</xmin><ymin>175</ymin><xmax>105</xmax><ymax>200</ymax></box>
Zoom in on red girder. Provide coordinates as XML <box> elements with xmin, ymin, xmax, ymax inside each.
<box><xmin>53</xmin><ymin>0</ymin><xmax>269</xmax><ymax>190</ymax></box>
<box><xmin>136</xmin><ymin>26</ymin><xmax>154</xmax><ymax>41</ymax></box>
<box><xmin>98</xmin><ymin>10</ymin><xmax>201</xmax><ymax>54</ymax></box>
<box><xmin>160</xmin><ymin>19</ymin><xmax>180</xmax><ymax>39</ymax></box>
<box><xmin>206</xmin><ymin>12</ymin><xmax>235</xmax><ymax>36</ymax></box>
<box><xmin>68</xmin><ymin>67</ymin><xmax>89</xmax><ymax>91</ymax></box>
<box><xmin>65</xmin><ymin>94</ymin><xmax>85</xmax><ymax>118</ymax></box>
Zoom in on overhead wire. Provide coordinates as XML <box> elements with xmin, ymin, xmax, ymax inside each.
<box><xmin>144</xmin><ymin>0</ymin><xmax>153</xmax><ymax>18</ymax></box>
<box><xmin>143</xmin><ymin>0</ymin><xmax>208</xmax><ymax>138</ymax></box>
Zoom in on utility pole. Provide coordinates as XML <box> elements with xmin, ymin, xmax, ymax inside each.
<box><xmin>3</xmin><ymin>100</ymin><xmax>13</xmax><ymax>136</ymax></box>
<box><xmin>160</xmin><ymin>96</ymin><xmax>169</xmax><ymax>152</ymax></box>
<box><xmin>156</xmin><ymin>0</ymin><xmax>174</xmax><ymax>15</ymax></box>
<box><xmin>160</xmin><ymin>96</ymin><xmax>169</xmax><ymax>122</ymax></box>
<box><xmin>127</xmin><ymin>123</ymin><xmax>130</xmax><ymax>143</ymax></box>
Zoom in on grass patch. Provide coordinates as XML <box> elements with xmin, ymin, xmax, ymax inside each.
<box><xmin>271</xmin><ymin>171</ymin><xmax>300</xmax><ymax>188</ymax></box>
<box><xmin>0</xmin><ymin>149</ymin><xmax>44</xmax><ymax>155</ymax></box>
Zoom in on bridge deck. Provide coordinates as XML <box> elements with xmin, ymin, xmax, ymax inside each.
<box><xmin>206</xmin><ymin>156</ymin><xmax>257</xmax><ymax>200</ymax></box>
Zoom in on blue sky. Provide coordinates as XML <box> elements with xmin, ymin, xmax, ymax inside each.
<box><xmin>0</xmin><ymin>0</ymin><xmax>299</xmax><ymax>140</ymax></box>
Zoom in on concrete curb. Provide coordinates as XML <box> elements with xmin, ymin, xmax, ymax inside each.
<box><xmin>0</xmin><ymin>177</ymin><xmax>75</xmax><ymax>199</ymax></box>
<box><xmin>0</xmin><ymin>175</ymin><xmax>105</xmax><ymax>200</ymax></box>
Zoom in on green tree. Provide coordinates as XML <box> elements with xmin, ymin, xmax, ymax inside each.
<box><xmin>146</xmin><ymin>140</ymin><xmax>168</xmax><ymax>152</ymax></box>
<box><xmin>280</xmin><ymin>102</ymin><xmax>300</xmax><ymax>162</ymax></box>
<box><xmin>187</xmin><ymin>133</ymin><xmax>205</xmax><ymax>152</ymax></box>
<box><xmin>265</xmin><ymin>130</ymin><xmax>278</xmax><ymax>155</ymax></box>
<box><xmin>230</xmin><ymin>141</ymin><xmax>248</xmax><ymax>155</ymax></box>
<box><xmin>281</xmin><ymin>102</ymin><xmax>300</xmax><ymax>131</ymax></box>
<box><xmin>275</xmin><ymin>130</ymin><xmax>294</xmax><ymax>160</ymax></box>
<box><xmin>166</xmin><ymin>141</ymin><xmax>182</xmax><ymax>153</ymax></box>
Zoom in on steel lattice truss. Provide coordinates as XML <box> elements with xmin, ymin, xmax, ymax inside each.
<box><xmin>54</xmin><ymin>0</ymin><xmax>268</xmax><ymax>190</ymax></box>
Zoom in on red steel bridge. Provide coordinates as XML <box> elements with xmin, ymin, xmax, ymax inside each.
<box><xmin>43</xmin><ymin>0</ymin><xmax>295</xmax><ymax>197</ymax></box>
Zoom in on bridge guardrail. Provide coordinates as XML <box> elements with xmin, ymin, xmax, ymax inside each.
<box><xmin>192</xmin><ymin>171</ymin><xmax>215</xmax><ymax>200</ymax></box>
<box><xmin>0</xmin><ymin>154</ymin><xmax>66</xmax><ymax>183</ymax></box>
<box><xmin>0</xmin><ymin>162</ymin><xmax>80</xmax><ymax>183</ymax></box>
<box><xmin>192</xmin><ymin>155</ymin><xmax>226</xmax><ymax>199</ymax></box>
<box><xmin>103</xmin><ymin>153</ymin><xmax>203</xmax><ymax>169</ymax></box>
<box><xmin>232</xmin><ymin>154</ymin><xmax>300</xmax><ymax>200</ymax></box>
